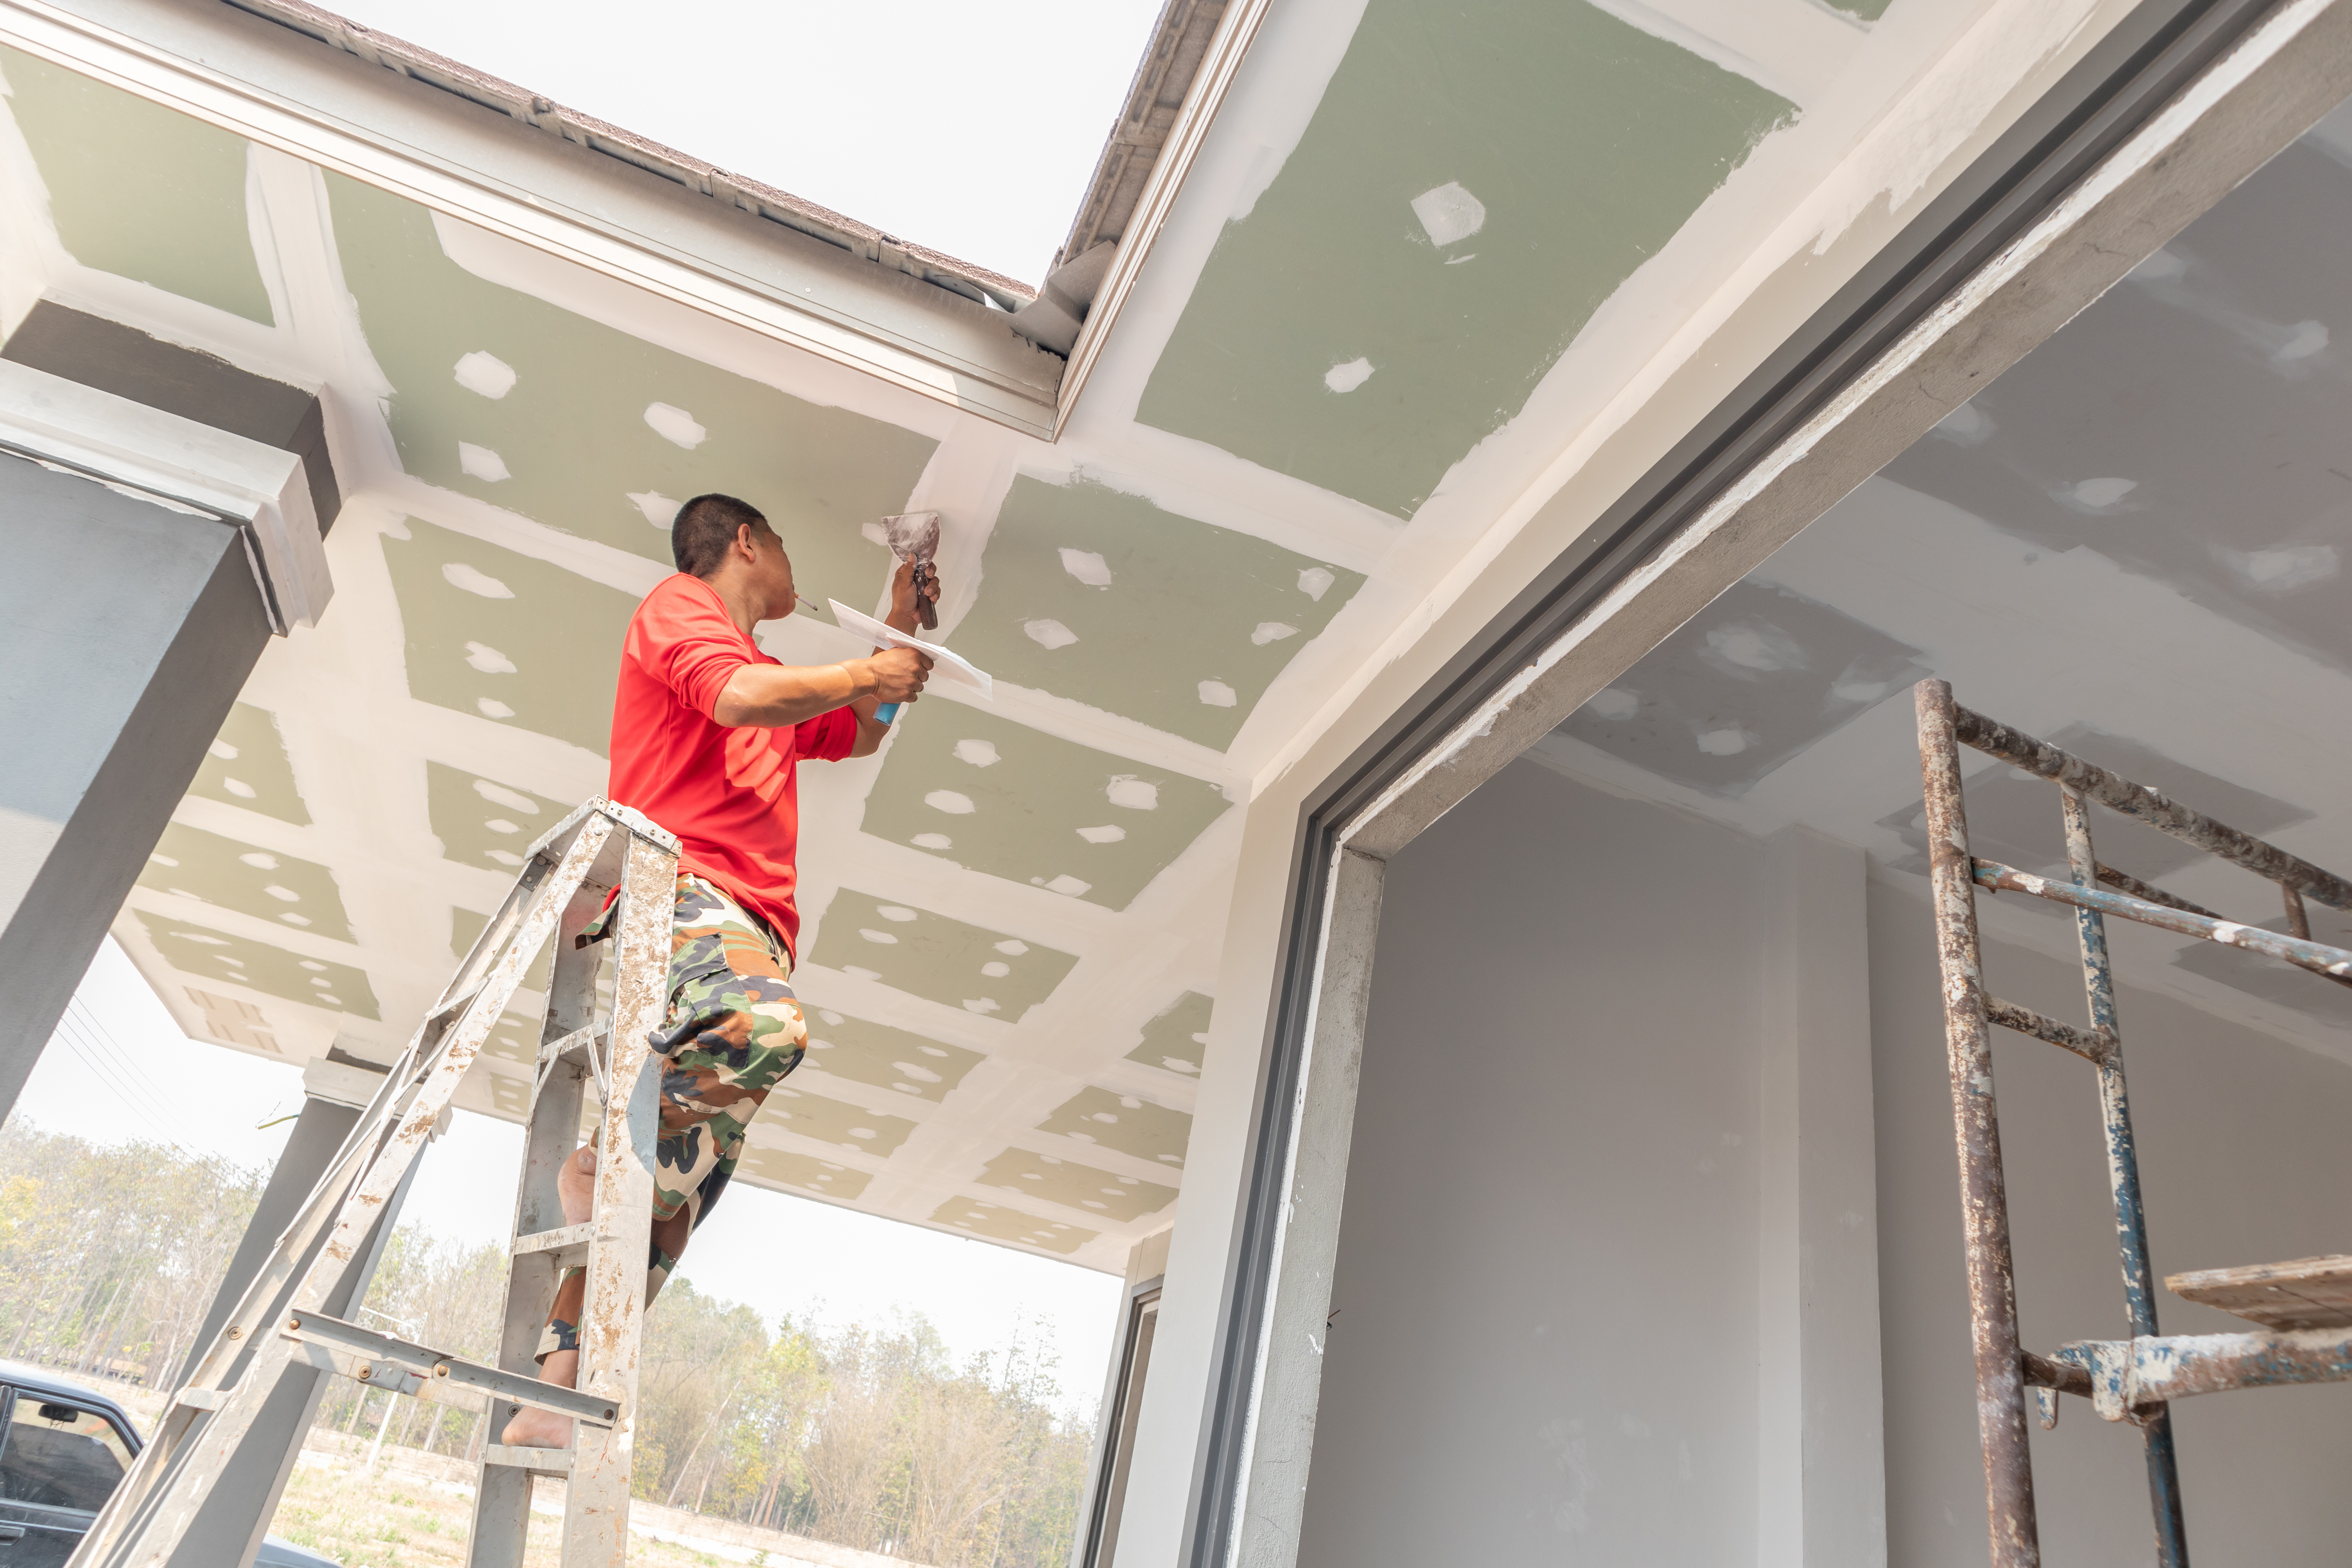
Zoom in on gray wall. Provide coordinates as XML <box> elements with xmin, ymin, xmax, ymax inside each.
<box><xmin>1296</xmin><ymin>760</ymin><xmax>1768</xmax><ymax>1566</ymax></box>
<box><xmin>1293</xmin><ymin>755</ymin><xmax>2352</xmax><ymax>1566</ymax></box>
<box><xmin>0</xmin><ymin>453</ymin><xmax>272</xmax><ymax>1120</ymax></box>
<box><xmin>1871</xmin><ymin>878</ymin><xmax>2352</xmax><ymax>1567</ymax></box>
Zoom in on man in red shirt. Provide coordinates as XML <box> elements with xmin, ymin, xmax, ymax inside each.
<box><xmin>502</xmin><ymin>492</ymin><xmax>933</xmax><ymax>1448</ymax></box>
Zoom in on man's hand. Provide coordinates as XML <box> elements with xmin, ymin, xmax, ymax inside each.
<box><xmin>887</xmin><ymin>557</ymin><xmax>940</xmax><ymax>633</ymax></box>
<box><xmin>868</xmin><ymin>646</ymin><xmax>931</xmax><ymax>704</ymax></box>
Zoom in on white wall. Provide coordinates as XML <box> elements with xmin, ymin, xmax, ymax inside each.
<box><xmin>1869</xmin><ymin>875</ymin><xmax>2352</xmax><ymax>1567</ymax></box>
<box><xmin>1295</xmin><ymin>761</ymin><xmax>1779</xmax><ymax>1565</ymax></box>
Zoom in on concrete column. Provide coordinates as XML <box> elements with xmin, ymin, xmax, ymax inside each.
<box><xmin>172</xmin><ymin>1052</ymin><xmax>423</xmax><ymax>1568</ymax></box>
<box><xmin>0</xmin><ymin>452</ymin><xmax>274</xmax><ymax>1123</ymax></box>
<box><xmin>1756</xmin><ymin>827</ymin><xmax>1888</xmax><ymax>1568</ymax></box>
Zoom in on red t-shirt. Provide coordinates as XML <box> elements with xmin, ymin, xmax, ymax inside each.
<box><xmin>607</xmin><ymin>573</ymin><xmax>857</xmax><ymax>956</ymax></box>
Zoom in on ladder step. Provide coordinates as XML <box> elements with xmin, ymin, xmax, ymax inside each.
<box><xmin>2168</xmin><ymin>1254</ymin><xmax>2352</xmax><ymax>1330</ymax></box>
<box><xmin>537</xmin><ymin>1025</ymin><xmax>605</xmax><ymax>1070</ymax></box>
<box><xmin>483</xmin><ymin>1442</ymin><xmax>574</xmax><ymax>1475</ymax></box>
<box><xmin>514</xmin><ymin>1223</ymin><xmax>596</xmax><ymax>1266</ymax></box>
<box><xmin>283</xmin><ymin>1309</ymin><xmax>617</xmax><ymax>1426</ymax></box>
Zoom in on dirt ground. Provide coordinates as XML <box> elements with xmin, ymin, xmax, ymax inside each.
<box><xmin>80</xmin><ymin>1374</ymin><xmax>913</xmax><ymax>1568</ymax></box>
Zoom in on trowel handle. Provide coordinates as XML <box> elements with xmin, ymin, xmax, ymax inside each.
<box><xmin>874</xmin><ymin>702</ymin><xmax>902</xmax><ymax>724</ymax></box>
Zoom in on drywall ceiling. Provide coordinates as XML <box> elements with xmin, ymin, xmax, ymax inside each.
<box><xmin>0</xmin><ymin>0</ymin><xmax>2130</xmax><ymax>1269</ymax></box>
<box><xmin>1530</xmin><ymin>104</ymin><xmax>2352</xmax><ymax>1061</ymax></box>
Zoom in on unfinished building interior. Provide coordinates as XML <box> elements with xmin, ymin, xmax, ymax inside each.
<box><xmin>3</xmin><ymin>0</ymin><xmax>2351</xmax><ymax>1564</ymax></box>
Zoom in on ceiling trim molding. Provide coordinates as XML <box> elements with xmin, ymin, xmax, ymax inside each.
<box><xmin>0</xmin><ymin>0</ymin><xmax>1067</xmax><ymax>437</ymax></box>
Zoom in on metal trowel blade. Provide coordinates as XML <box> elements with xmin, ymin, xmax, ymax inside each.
<box><xmin>880</xmin><ymin>512</ymin><xmax>940</xmax><ymax>563</ymax></box>
<box><xmin>879</xmin><ymin>511</ymin><xmax>942</xmax><ymax>630</ymax></box>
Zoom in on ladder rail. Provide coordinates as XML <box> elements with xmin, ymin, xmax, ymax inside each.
<box><xmin>67</xmin><ymin>804</ymin><xmax>639</xmax><ymax>1568</ymax></box>
<box><xmin>559</xmin><ymin>828</ymin><xmax>673</xmax><ymax>1563</ymax></box>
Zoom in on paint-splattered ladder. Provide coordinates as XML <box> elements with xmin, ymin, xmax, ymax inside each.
<box><xmin>1915</xmin><ymin>681</ymin><xmax>2352</xmax><ymax>1568</ymax></box>
<box><xmin>68</xmin><ymin>799</ymin><xmax>678</xmax><ymax>1568</ymax></box>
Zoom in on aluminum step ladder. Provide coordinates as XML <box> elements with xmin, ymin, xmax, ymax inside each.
<box><xmin>69</xmin><ymin>798</ymin><xmax>679</xmax><ymax>1568</ymax></box>
<box><xmin>1914</xmin><ymin>681</ymin><xmax>2352</xmax><ymax>1568</ymax></box>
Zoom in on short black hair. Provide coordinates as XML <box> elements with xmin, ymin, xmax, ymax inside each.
<box><xmin>672</xmin><ymin>493</ymin><xmax>771</xmax><ymax>578</ymax></box>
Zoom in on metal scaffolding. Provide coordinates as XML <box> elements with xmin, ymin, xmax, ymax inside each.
<box><xmin>1914</xmin><ymin>679</ymin><xmax>2352</xmax><ymax>1568</ymax></box>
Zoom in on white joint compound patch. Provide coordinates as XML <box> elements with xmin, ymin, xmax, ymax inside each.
<box><xmin>629</xmin><ymin>491</ymin><xmax>681</xmax><ymax>529</ymax></box>
<box><xmin>462</xmin><ymin>641</ymin><xmax>517</xmax><ymax>674</ymax></box>
<box><xmin>643</xmin><ymin>402</ymin><xmax>707</xmax><ymax>448</ymax></box>
<box><xmin>1024</xmin><ymin>619</ymin><xmax>1078</xmax><ymax>650</ymax></box>
<box><xmin>1059</xmin><ymin>548</ymin><xmax>1114</xmax><ymax>587</ymax></box>
<box><xmin>457</xmin><ymin>442</ymin><xmax>510</xmax><ymax>482</ymax></box>
<box><xmin>1199</xmin><ymin>680</ymin><xmax>1238</xmax><ymax>707</ymax></box>
<box><xmin>1410</xmin><ymin>181</ymin><xmax>1487</xmax><ymax>247</ymax></box>
<box><xmin>1252</xmin><ymin>621</ymin><xmax>1299</xmax><ymax>645</ymax></box>
<box><xmin>1298</xmin><ymin>566</ymin><xmax>1336</xmax><ymax>600</ymax></box>
<box><xmin>452</xmin><ymin>350</ymin><xmax>516</xmax><ymax>398</ymax></box>
<box><xmin>924</xmin><ymin>790</ymin><xmax>975</xmax><ymax>815</ymax></box>
<box><xmin>1105</xmin><ymin>778</ymin><xmax>1158</xmax><ymax>811</ymax></box>
<box><xmin>1077</xmin><ymin>824</ymin><xmax>1127</xmax><ymax>844</ymax></box>
<box><xmin>953</xmin><ymin>739</ymin><xmax>1001</xmax><ymax>767</ymax></box>
<box><xmin>1324</xmin><ymin>358</ymin><xmax>1374</xmax><ymax>394</ymax></box>
<box><xmin>439</xmin><ymin>562</ymin><xmax>513</xmax><ymax>599</ymax></box>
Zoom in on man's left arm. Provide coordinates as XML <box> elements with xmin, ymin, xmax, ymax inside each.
<box><xmin>847</xmin><ymin>560</ymin><xmax>941</xmax><ymax>758</ymax></box>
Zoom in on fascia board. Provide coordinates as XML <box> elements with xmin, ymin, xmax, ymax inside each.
<box><xmin>0</xmin><ymin>358</ymin><xmax>327</xmax><ymax>628</ymax></box>
<box><xmin>0</xmin><ymin>0</ymin><xmax>1067</xmax><ymax>437</ymax></box>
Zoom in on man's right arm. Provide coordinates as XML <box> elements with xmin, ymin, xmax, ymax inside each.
<box><xmin>710</xmin><ymin>648</ymin><xmax>930</xmax><ymax>729</ymax></box>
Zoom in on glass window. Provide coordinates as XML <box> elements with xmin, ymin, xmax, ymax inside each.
<box><xmin>0</xmin><ymin>1395</ymin><xmax>134</xmax><ymax>1513</ymax></box>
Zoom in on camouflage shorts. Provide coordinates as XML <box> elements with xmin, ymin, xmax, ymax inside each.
<box><xmin>537</xmin><ymin>875</ymin><xmax>807</xmax><ymax>1361</ymax></box>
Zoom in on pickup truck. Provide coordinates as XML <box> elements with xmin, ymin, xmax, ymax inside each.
<box><xmin>0</xmin><ymin>1361</ymin><xmax>339</xmax><ymax>1567</ymax></box>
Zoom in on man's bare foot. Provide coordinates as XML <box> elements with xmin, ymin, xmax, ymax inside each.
<box><xmin>498</xmin><ymin>1405</ymin><xmax>575</xmax><ymax>1449</ymax></box>
<box><xmin>500</xmin><ymin>1347</ymin><xmax>581</xmax><ymax>1448</ymax></box>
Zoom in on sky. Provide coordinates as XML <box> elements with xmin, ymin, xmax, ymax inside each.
<box><xmin>337</xmin><ymin>0</ymin><xmax>1168</xmax><ymax>285</ymax></box>
<box><xmin>15</xmin><ymin>939</ymin><xmax>1123</xmax><ymax>1409</ymax></box>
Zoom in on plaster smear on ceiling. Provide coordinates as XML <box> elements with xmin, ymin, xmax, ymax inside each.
<box><xmin>948</xmin><ymin>475</ymin><xmax>1363</xmax><ymax>748</ymax></box>
<box><xmin>1038</xmin><ymin>1085</ymin><xmax>1192</xmax><ymax>1168</ymax></box>
<box><xmin>802</xmin><ymin>1009</ymin><xmax>988</xmax><ymax>1105</ymax></box>
<box><xmin>1129</xmin><ymin>990</ymin><xmax>1212</xmax><ymax>1076</ymax></box>
<box><xmin>1560</xmin><ymin>577</ymin><xmax>1928</xmax><ymax>797</ymax></box>
<box><xmin>976</xmin><ymin>1148</ymin><xmax>1178</xmax><ymax>1224</ymax></box>
<box><xmin>429</xmin><ymin>761</ymin><xmax>577</xmax><ymax>873</ymax></box>
<box><xmin>383</xmin><ymin>517</ymin><xmax>638</xmax><ymax>755</ymax></box>
<box><xmin>933</xmin><ymin>1197</ymin><xmax>1094</xmax><ymax>1257</ymax></box>
<box><xmin>755</xmin><ymin>1082</ymin><xmax>919</xmax><ymax>1159</ymax></box>
<box><xmin>326</xmin><ymin>174</ymin><xmax>936</xmax><ymax>588</ymax></box>
<box><xmin>807</xmin><ymin>890</ymin><xmax>1078</xmax><ymax>1022</ymax></box>
<box><xmin>133</xmin><ymin>911</ymin><xmax>381</xmax><ymax>1022</ymax></box>
<box><xmin>140</xmin><ymin>821</ymin><xmax>356</xmax><ymax>943</ymax></box>
<box><xmin>864</xmin><ymin>699</ymin><xmax>1231</xmax><ymax>909</ymax></box>
<box><xmin>187</xmin><ymin>702</ymin><xmax>310</xmax><ymax>824</ymax></box>
<box><xmin>1884</xmin><ymin>141</ymin><xmax>2352</xmax><ymax>680</ymax></box>
<box><xmin>740</xmin><ymin>1146</ymin><xmax>873</xmax><ymax>1205</ymax></box>
<box><xmin>1136</xmin><ymin>0</ymin><xmax>1793</xmax><ymax>518</ymax></box>
<box><xmin>0</xmin><ymin>45</ymin><xmax>272</xmax><ymax>325</ymax></box>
